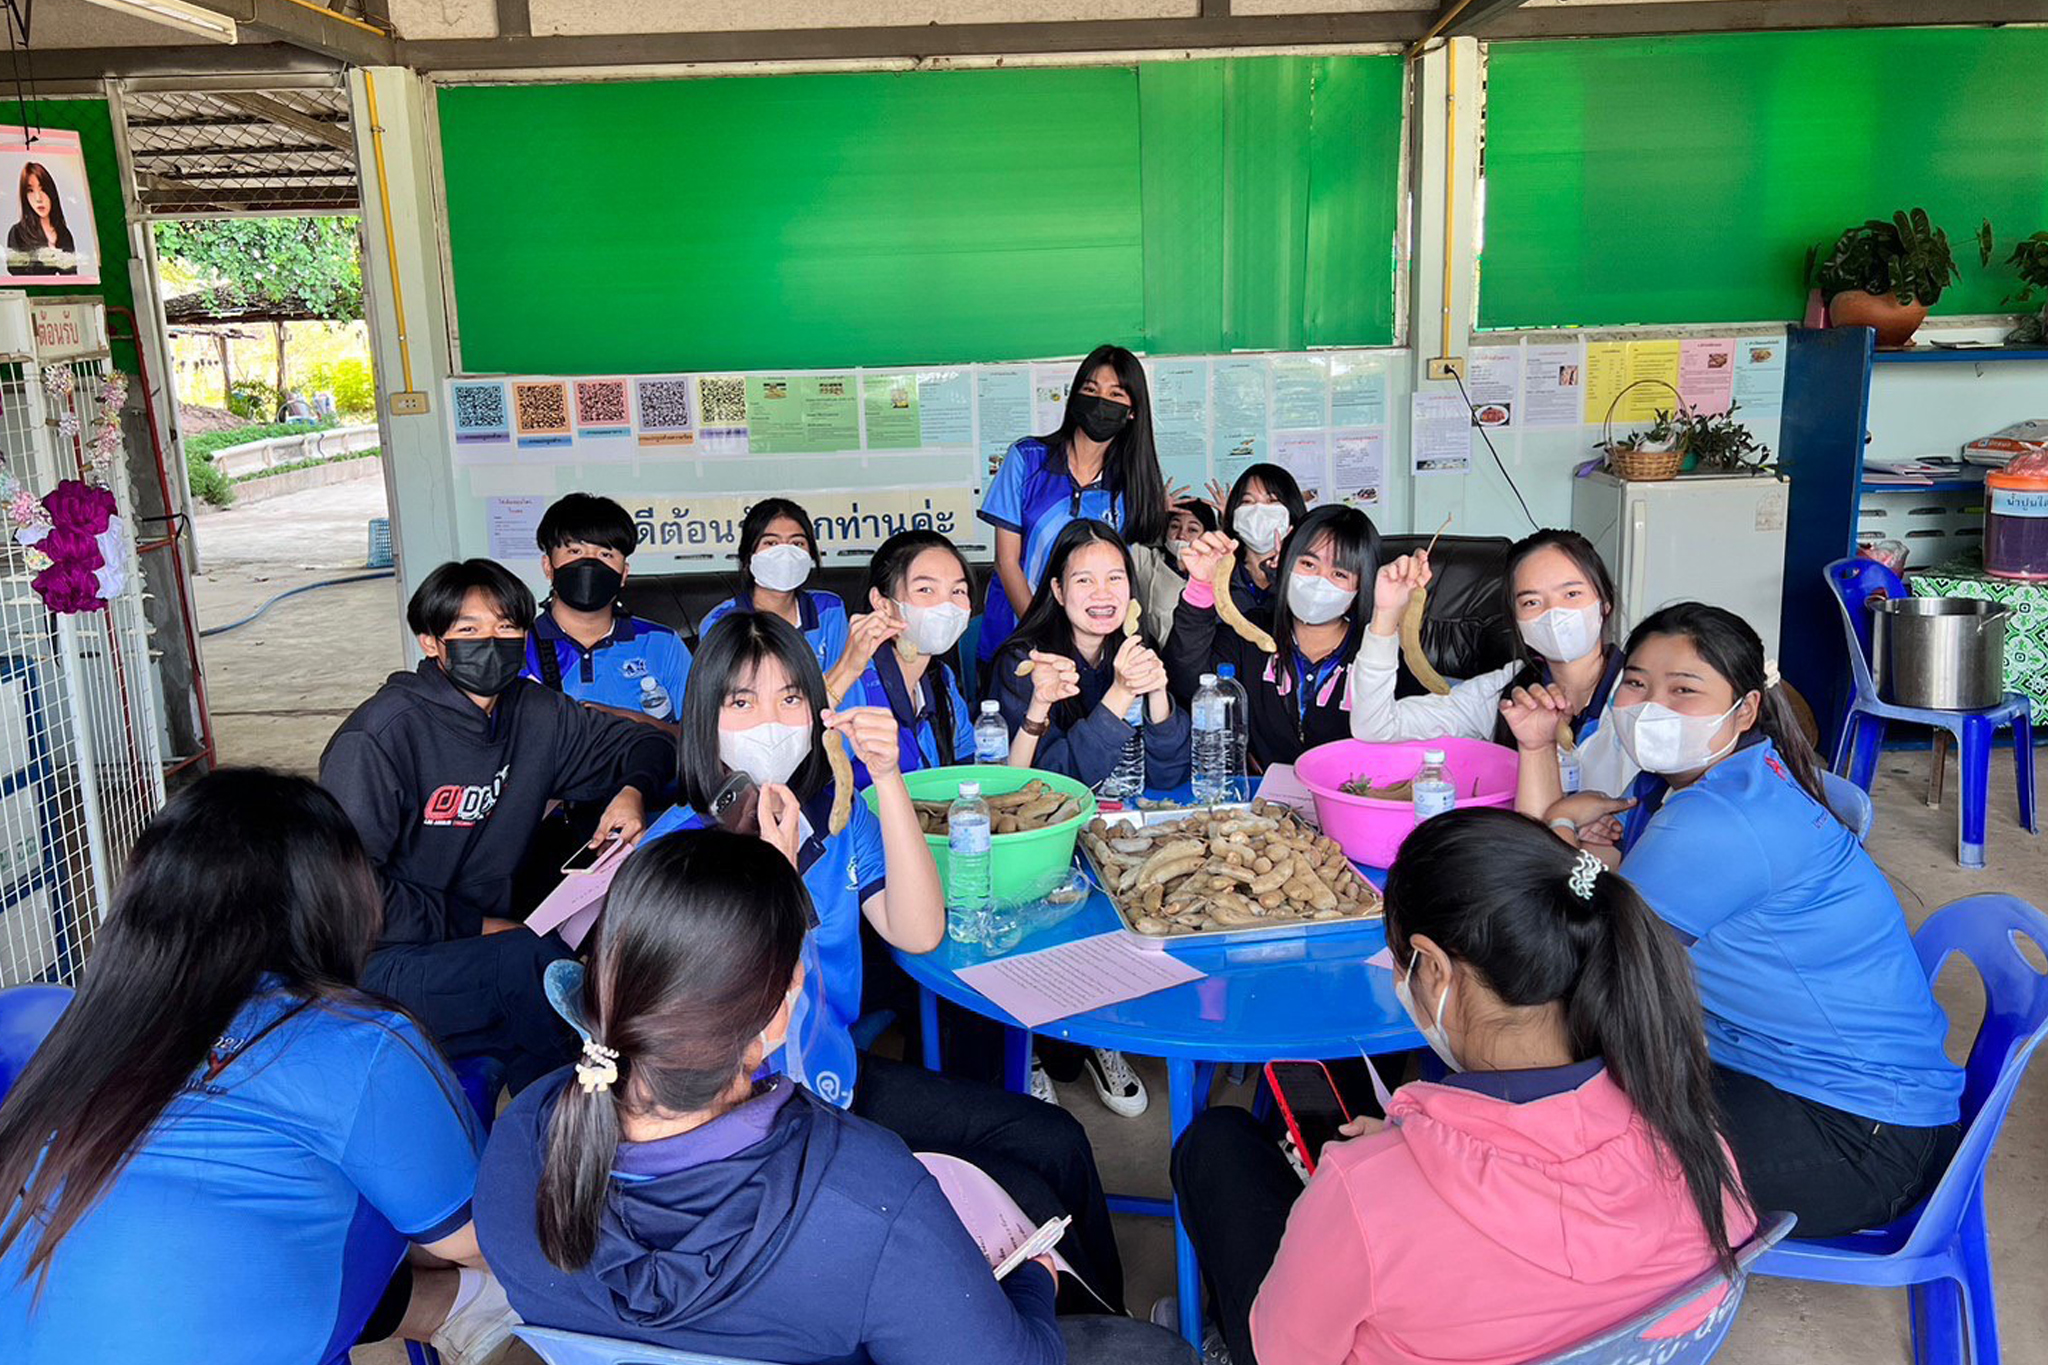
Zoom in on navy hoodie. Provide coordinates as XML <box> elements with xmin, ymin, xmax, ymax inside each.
<box><xmin>319</xmin><ymin>662</ymin><xmax>673</xmax><ymax>946</ymax></box>
<box><xmin>477</xmin><ymin>1073</ymin><xmax>1065</xmax><ymax>1365</ymax></box>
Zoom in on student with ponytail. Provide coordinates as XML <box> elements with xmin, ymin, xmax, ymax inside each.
<box><xmin>477</xmin><ymin>830</ymin><xmax>1192</xmax><ymax>1364</ymax></box>
<box><xmin>1523</xmin><ymin>601</ymin><xmax>1963</xmax><ymax>1240</ymax></box>
<box><xmin>1171</xmin><ymin>809</ymin><xmax>1752</xmax><ymax>1365</ymax></box>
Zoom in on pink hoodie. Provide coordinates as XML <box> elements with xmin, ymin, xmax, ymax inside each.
<box><xmin>1249</xmin><ymin>1070</ymin><xmax>1753</xmax><ymax>1365</ymax></box>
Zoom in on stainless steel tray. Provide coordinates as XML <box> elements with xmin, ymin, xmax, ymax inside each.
<box><xmin>1080</xmin><ymin>802</ymin><xmax>1384</xmax><ymax>948</ymax></box>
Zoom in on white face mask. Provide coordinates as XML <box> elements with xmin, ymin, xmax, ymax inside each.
<box><xmin>1518</xmin><ymin>603</ymin><xmax>1605</xmax><ymax>664</ymax></box>
<box><xmin>1233</xmin><ymin>502</ymin><xmax>1292</xmax><ymax>556</ymax></box>
<box><xmin>1394</xmin><ymin>957</ymin><xmax>1462</xmax><ymax>1073</ymax></box>
<box><xmin>895</xmin><ymin>598</ymin><xmax>969</xmax><ymax>656</ymax></box>
<box><xmin>1287</xmin><ymin>570</ymin><xmax>1352</xmax><ymax>626</ymax></box>
<box><xmin>718</xmin><ymin>721</ymin><xmax>812</xmax><ymax>787</ymax></box>
<box><xmin>1167</xmin><ymin>539</ymin><xmax>1191</xmax><ymax>566</ymax></box>
<box><xmin>1610</xmin><ymin>697</ymin><xmax>1747</xmax><ymax>775</ymax></box>
<box><xmin>750</xmin><ymin>544</ymin><xmax>814</xmax><ymax>594</ymax></box>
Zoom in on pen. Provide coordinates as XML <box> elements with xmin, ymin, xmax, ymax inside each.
<box><xmin>993</xmin><ymin>1215</ymin><xmax>1071</xmax><ymax>1281</ymax></box>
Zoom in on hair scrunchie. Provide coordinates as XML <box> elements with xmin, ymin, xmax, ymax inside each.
<box><xmin>1567</xmin><ymin>849</ymin><xmax>1603</xmax><ymax>902</ymax></box>
<box><xmin>575</xmin><ymin>1038</ymin><xmax>620</xmax><ymax>1095</ymax></box>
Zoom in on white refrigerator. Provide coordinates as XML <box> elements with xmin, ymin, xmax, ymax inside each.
<box><xmin>1570</xmin><ymin>471</ymin><xmax>1791</xmax><ymax>659</ymax></box>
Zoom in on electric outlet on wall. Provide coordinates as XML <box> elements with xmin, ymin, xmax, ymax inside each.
<box><xmin>389</xmin><ymin>391</ymin><xmax>431</xmax><ymax>416</ymax></box>
<box><xmin>1425</xmin><ymin>357</ymin><xmax>1465</xmax><ymax>383</ymax></box>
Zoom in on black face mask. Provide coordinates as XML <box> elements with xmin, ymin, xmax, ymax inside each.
<box><xmin>1074</xmin><ymin>394</ymin><xmax>1132</xmax><ymax>443</ymax></box>
<box><xmin>439</xmin><ymin>637</ymin><xmax>527</xmax><ymax>698</ymax></box>
<box><xmin>551</xmin><ymin>557</ymin><xmax>623</xmax><ymax>613</ymax></box>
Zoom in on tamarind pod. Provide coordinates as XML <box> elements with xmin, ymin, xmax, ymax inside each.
<box><xmin>1124</xmin><ymin>601</ymin><xmax>1143</xmax><ymax>637</ymax></box>
<box><xmin>1132</xmin><ymin>839</ymin><xmax>1206</xmax><ymax>881</ymax></box>
<box><xmin>1208</xmin><ymin>557</ymin><xmax>1278</xmax><ymax>653</ymax></box>
<box><xmin>1045</xmin><ymin>798</ymin><xmax>1082</xmax><ymax>825</ymax></box>
<box><xmin>1138</xmin><ymin>853</ymin><xmax>1206</xmax><ymax>889</ymax></box>
<box><xmin>1556</xmin><ymin>713</ymin><xmax>1579</xmax><ymax>755</ymax></box>
<box><xmin>827</xmin><ymin>733</ymin><xmax>854</xmax><ymax>835</ymax></box>
<box><xmin>1109</xmin><ymin>836</ymin><xmax>1155</xmax><ymax>855</ymax></box>
<box><xmin>1400</xmin><ymin>589</ymin><xmax>1453</xmax><ymax>696</ymax></box>
<box><xmin>1015</xmin><ymin>659</ymin><xmax>1036</xmax><ymax>677</ymax></box>
<box><xmin>1249</xmin><ymin>864</ymin><xmax>1292</xmax><ymax>896</ymax></box>
<box><xmin>894</xmin><ymin>636</ymin><xmax>921</xmax><ymax>663</ymax></box>
<box><xmin>987</xmin><ymin>783</ymin><xmax>1051</xmax><ymax>810</ymax></box>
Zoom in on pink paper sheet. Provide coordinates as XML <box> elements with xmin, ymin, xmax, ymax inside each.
<box><xmin>1252</xmin><ymin>763</ymin><xmax>1318</xmax><ymax>817</ymax></box>
<box><xmin>524</xmin><ymin>839</ymin><xmax>631</xmax><ymax>948</ymax></box>
<box><xmin>955</xmin><ymin>932</ymin><xmax>1206</xmax><ymax>1029</ymax></box>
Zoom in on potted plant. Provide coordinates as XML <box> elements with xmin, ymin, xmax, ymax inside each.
<box><xmin>2003</xmin><ymin>230</ymin><xmax>2048</xmax><ymax>345</ymax></box>
<box><xmin>1806</xmin><ymin>209</ymin><xmax>1964</xmax><ymax>346</ymax></box>
<box><xmin>1680</xmin><ymin>403</ymin><xmax>1771</xmax><ymax>473</ymax></box>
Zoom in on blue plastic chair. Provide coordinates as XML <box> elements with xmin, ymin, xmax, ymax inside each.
<box><xmin>1753</xmin><ymin>893</ymin><xmax>2048</xmax><ymax>1365</ymax></box>
<box><xmin>1819</xmin><ymin>769</ymin><xmax>1875</xmax><ymax>843</ymax></box>
<box><xmin>0</xmin><ymin>982</ymin><xmax>71</xmax><ymax>1096</ymax></box>
<box><xmin>1824</xmin><ymin>557</ymin><xmax>2036</xmax><ymax>868</ymax></box>
<box><xmin>1531</xmin><ymin>1212</ymin><xmax>1795</xmax><ymax>1364</ymax></box>
<box><xmin>516</xmin><ymin>1325</ymin><xmax>771</xmax><ymax>1365</ymax></box>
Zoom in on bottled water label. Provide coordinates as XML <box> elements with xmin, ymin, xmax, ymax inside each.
<box><xmin>950</xmin><ymin>819</ymin><xmax>991</xmax><ymax>857</ymax></box>
<box><xmin>639</xmin><ymin>677</ymin><xmax>673</xmax><ymax>720</ymax></box>
<box><xmin>1413</xmin><ymin>780</ymin><xmax>1456</xmax><ymax>820</ymax></box>
<box><xmin>975</xmin><ymin>731</ymin><xmax>1008</xmax><ymax>763</ymax></box>
<box><xmin>1557</xmin><ymin>747</ymin><xmax>1582</xmax><ymax>795</ymax></box>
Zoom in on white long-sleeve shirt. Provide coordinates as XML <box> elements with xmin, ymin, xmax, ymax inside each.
<box><xmin>1345</xmin><ymin>631</ymin><xmax>1639</xmax><ymax>797</ymax></box>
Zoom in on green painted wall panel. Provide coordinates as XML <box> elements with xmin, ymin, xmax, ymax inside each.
<box><xmin>1481</xmin><ymin>30</ymin><xmax>2048</xmax><ymax>330</ymax></box>
<box><xmin>440</xmin><ymin>57</ymin><xmax>1403</xmax><ymax>376</ymax></box>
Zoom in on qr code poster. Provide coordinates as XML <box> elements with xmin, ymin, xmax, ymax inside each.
<box><xmin>449</xmin><ymin>381</ymin><xmax>512</xmax><ymax>452</ymax></box>
<box><xmin>634</xmin><ymin>376</ymin><xmax>696</xmax><ymax>449</ymax></box>
<box><xmin>513</xmin><ymin>381</ymin><xmax>573</xmax><ymax>449</ymax></box>
<box><xmin>694</xmin><ymin>375</ymin><xmax>749</xmax><ymax>456</ymax></box>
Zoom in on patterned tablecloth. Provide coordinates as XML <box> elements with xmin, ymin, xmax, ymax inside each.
<box><xmin>1909</xmin><ymin>553</ymin><xmax>2048</xmax><ymax>707</ymax></box>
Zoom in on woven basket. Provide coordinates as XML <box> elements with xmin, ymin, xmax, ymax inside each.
<box><xmin>1600</xmin><ymin>378</ymin><xmax>1691</xmax><ymax>482</ymax></box>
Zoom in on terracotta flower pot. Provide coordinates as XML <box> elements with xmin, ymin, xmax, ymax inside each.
<box><xmin>1828</xmin><ymin>290</ymin><xmax>1931</xmax><ymax>347</ymax></box>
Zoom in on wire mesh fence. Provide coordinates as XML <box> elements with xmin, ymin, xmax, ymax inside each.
<box><xmin>118</xmin><ymin>84</ymin><xmax>357</xmax><ymax>220</ymax></box>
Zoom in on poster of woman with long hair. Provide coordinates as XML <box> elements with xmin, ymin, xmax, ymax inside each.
<box><xmin>0</xmin><ymin>128</ymin><xmax>99</xmax><ymax>284</ymax></box>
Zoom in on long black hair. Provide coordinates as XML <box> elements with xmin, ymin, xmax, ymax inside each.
<box><xmin>535</xmin><ymin>829</ymin><xmax>811</xmax><ymax>1270</ymax></box>
<box><xmin>677</xmin><ymin>611</ymin><xmax>832</xmax><ymax>813</ymax></box>
<box><xmin>1040</xmin><ymin>345</ymin><xmax>1168</xmax><ymax>547</ymax></box>
<box><xmin>1623</xmin><ymin>602</ymin><xmax>1832</xmax><ymax>816</ymax></box>
<box><xmin>866</xmin><ymin>529</ymin><xmax>972</xmax><ymax>760</ymax></box>
<box><xmin>0</xmin><ymin>770</ymin><xmax>393</xmax><ymax>1285</ymax></box>
<box><xmin>1269</xmin><ymin>503</ymin><xmax>1381</xmax><ymax>662</ymax></box>
<box><xmin>1224</xmin><ymin>463</ymin><xmax>1309</xmax><ymax>579</ymax></box>
<box><xmin>1384</xmin><ymin>808</ymin><xmax>1744</xmax><ymax>1270</ymax></box>
<box><xmin>17</xmin><ymin>163</ymin><xmax>71</xmax><ymax>251</ymax></box>
<box><xmin>736</xmin><ymin>498</ymin><xmax>821</xmax><ymax>597</ymax></box>
<box><xmin>1006</xmin><ymin>518</ymin><xmax>1160</xmax><ymax>730</ymax></box>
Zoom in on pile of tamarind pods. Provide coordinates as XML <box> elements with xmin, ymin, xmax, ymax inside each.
<box><xmin>914</xmin><ymin>779</ymin><xmax>1085</xmax><ymax>836</ymax></box>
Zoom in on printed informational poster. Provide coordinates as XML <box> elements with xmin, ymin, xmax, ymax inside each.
<box><xmin>1212</xmin><ymin>358</ymin><xmax>1269</xmax><ymax>482</ymax></box>
<box><xmin>449</xmin><ymin>379</ymin><xmax>513</xmax><ymax>460</ymax></box>
<box><xmin>1466</xmin><ymin>345</ymin><xmax>1521</xmax><ymax>428</ymax></box>
<box><xmin>694</xmin><ymin>375</ymin><xmax>749</xmax><ymax>453</ymax></box>
<box><xmin>862</xmin><ymin>372</ymin><xmax>922</xmax><ymax>450</ymax></box>
<box><xmin>485</xmin><ymin>495</ymin><xmax>547</xmax><ymax>559</ymax></box>
<box><xmin>1272</xmin><ymin>430</ymin><xmax>1327</xmax><ymax>501</ymax></box>
<box><xmin>1583</xmin><ymin>341</ymin><xmax>1681</xmax><ymax>425</ymax></box>
<box><xmin>1269</xmin><ymin>355</ymin><xmax>1330</xmax><ymax>431</ymax></box>
<box><xmin>917</xmin><ymin>369</ymin><xmax>973</xmax><ymax>448</ymax></box>
<box><xmin>512</xmin><ymin>380</ymin><xmax>572</xmax><ymax>449</ymax></box>
<box><xmin>1411</xmin><ymin>393</ymin><xmax>1472</xmax><ymax>476</ymax></box>
<box><xmin>571</xmin><ymin>378</ymin><xmax>633</xmax><ymax>442</ymax></box>
<box><xmin>1329</xmin><ymin>353</ymin><xmax>1389</xmax><ymax>428</ymax></box>
<box><xmin>1733</xmin><ymin>339</ymin><xmax>1788</xmax><ymax>419</ymax></box>
<box><xmin>976</xmin><ymin>365</ymin><xmax>1032</xmax><ymax>477</ymax></box>
<box><xmin>1678</xmin><ymin>339</ymin><xmax>1737</xmax><ymax>415</ymax></box>
<box><xmin>746</xmin><ymin>373</ymin><xmax>859</xmax><ymax>454</ymax></box>
<box><xmin>1332</xmin><ymin>429</ymin><xmax>1387</xmax><ymax>506</ymax></box>
<box><xmin>0</xmin><ymin>128</ymin><xmax>99</xmax><ymax>285</ymax></box>
<box><xmin>622</xmin><ymin>488</ymin><xmax>980</xmax><ymax>559</ymax></box>
<box><xmin>630</xmin><ymin>376</ymin><xmax>695</xmax><ymax>449</ymax></box>
<box><xmin>1030</xmin><ymin>364</ymin><xmax>1073</xmax><ymax>436</ymax></box>
<box><xmin>1521</xmin><ymin>341</ymin><xmax>1585</xmax><ymax>428</ymax></box>
<box><xmin>1148</xmin><ymin>358</ymin><xmax>1211</xmax><ymax>493</ymax></box>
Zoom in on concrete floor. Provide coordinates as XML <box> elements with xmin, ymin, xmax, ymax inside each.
<box><xmin>196</xmin><ymin>478</ymin><xmax>2048</xmax><ymax>1364</ymax></box>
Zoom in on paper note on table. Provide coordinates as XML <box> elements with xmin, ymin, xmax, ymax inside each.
<box><xmin>1253</xmin><ymin>763</ymin><xmax>1318</xmax><ymax>818</ymax></box>
<box><xmin>955</xmin><ymin>932</ymin><xmax>1207</xmax><ymax>1029</ymax></box>
<box><xmin>525</xmin><ymin>840</ymin><xmax>631</xmax><ymax>949</ymax></box>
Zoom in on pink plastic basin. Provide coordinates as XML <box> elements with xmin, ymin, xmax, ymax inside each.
<box><xmin>1293</xmin><ymin>736</ymin><xmax>1521</xmax><ymax>868</ymax></box>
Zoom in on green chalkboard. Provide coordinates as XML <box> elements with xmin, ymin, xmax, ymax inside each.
<box><xmin>437</xmin><ymin>58</ymin><xmax>1403</xmax><ymax>375</ymax></box>
<box><xmin>1480</xmin><ymin>30</ymin><xmax>2048</xmax><ymax>330</ymax></box>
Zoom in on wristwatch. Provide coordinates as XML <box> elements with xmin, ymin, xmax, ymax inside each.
<box><xmin>1021</xmin><ymin>713</ymin><xmax>1051</xmax><ymax>737</ymax></box>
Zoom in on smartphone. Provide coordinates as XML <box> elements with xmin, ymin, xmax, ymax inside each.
<box><xmin>1263</xmin><ymin>1060</ymin><xmax>1353</xmax><ymax>1175</ymax></box>
<box><xmin>560</xmin><ymin>834</ymin><xmax>620</xmax><ymax>875</ymax></box>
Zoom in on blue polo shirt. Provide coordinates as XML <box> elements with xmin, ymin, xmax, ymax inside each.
<box><xmin>700</xmin><ymin>590</ymin><xmax>851</xmax><ymax>678</ymax></box>
<box><xmin>977</xmin><ymin>438</ymin><xmax>1128</xmax><ymax>664</ymax></box>
<box><xmin>525</xmin><ymin>607</ymin><xmax>692</xmax><ymax>719</ymax></box>
<box><xmin>840</xmin><ymin>650</ymin><xmax>974</xmax><ymax>788</ymax></box>
<box><xmin>0</xmin><ymin>983</ymin><xmax>481</xmax><ymax>1365</ymax></box>
<box><xmin>643</xmin><ymin>785</ymin><xmax>887</xmax><ymax>1109</ymax></box>
<box><xmin>1619</xmin><ymin>738</ymin><xmax>1962</xmax><ymax>1127</ymax></box>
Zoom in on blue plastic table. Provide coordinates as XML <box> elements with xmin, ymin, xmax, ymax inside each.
<box><xmin>889</xmin><ymin>792</ymin><xmax>1421</xmax><ymax>1348</ymax></box>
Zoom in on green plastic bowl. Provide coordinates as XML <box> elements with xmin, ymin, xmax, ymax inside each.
<box><xmin>864</xmin><ymin>765</ymin><xmax>1098</xmax><ymax>904</ymax></box>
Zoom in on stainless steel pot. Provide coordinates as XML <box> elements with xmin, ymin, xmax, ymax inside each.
<box><xmin>1871</xmin><ymin>597</ymin><xmax>2009</xmax><ymax>711</ymax></box>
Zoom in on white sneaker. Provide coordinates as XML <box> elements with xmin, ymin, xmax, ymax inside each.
<box><xmin>429</xmin><ymin>1271</ymin><xmax>520</xmax><ymax>1365</ymax></box>
<box><xmin>1029</xmin><ymin>1054</ymin><xmax>1061</xmax><ymax>1107</ymax></box>
<box><xmin>1084</xmin><ymin>1047</ymin><xmax>1149</xmax><ymax>1118</ymax></box>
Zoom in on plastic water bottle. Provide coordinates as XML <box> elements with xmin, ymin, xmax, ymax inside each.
<box><xmin>946</xmin><ymin>782</ymin><xmax>992</xmax><ymax>945</ymax></box>
<box><xmin>1215</xmin><ymin>664</ymin><xmax>1250</xmax><ymax>798</ymax></box>
<box><xmin>982</xmin><ymin>896</ymin><xmax>1022</xmax><ymax>954</ymax></box>
<box><xmin>1192</xmin><ymin>674</ymin><xmax>1230</xmax><ymax>805</ymax></box>
<box><xmin>1557</xmin><ymin>744</ymin><xmax>1583</xmax><ymax>795</ymax></box>
<box><xmin>974</xmin><ymin>700</ymin><xmax>1009</xmax><ymax>764</ymax></box>
<box><xmin>638</xmin><ymin>675</ymin><xmax>673</xmax><ymax>720</ymax></box>
<box><xmin>1098</xmin><ymin>700</ymin><xmax>1146</xmax><ymax>799</ymax></box>
<box><xmin>1413</xmin><ymin>749</ymin><xmax>1456</xmax><ymax>821</ymax></box>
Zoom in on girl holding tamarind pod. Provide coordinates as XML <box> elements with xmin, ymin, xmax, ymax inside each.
<box><xmin>1165</xmin><ymin>504</ymin><xmax>1383</xmax><ymax>769</ymax></box>
<box><xmin>992</xmin><ymin>519</ymin><xmax>1191</xmax><ymax>794</ymax></box>
<box><xmin>831</xmin><ymin>530</ymin><xmax>978</xmax><ymax>789</ymax></box>
<box><xmin>1349</xmin><ymin>528</ymin><xmax>1638</xmax><ymax>801</ymax></box>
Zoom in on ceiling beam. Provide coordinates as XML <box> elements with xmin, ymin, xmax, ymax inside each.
<box><xmin>1483</xmin><ymin>0</ymin><xmax>2044</xmax><ymax>39</ymax></box>
<box><xmin>209</xmin><ymin>0</ymin><xmax>395</xmax><ymax>66</ymax></box>
<box><xmin>1434</xmin><ymin>0</ymin><xmax>1535</xmax><ymax>40</ymax></box>
<box><xmin>215</xmin><ymin>91</ymin><xmax>352</xmax><ymax>151</ymax></box>
<box><xmin>9</xmin><ymin>42</ymin><xmax>339</xmax><ymax>86</ymax></box>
